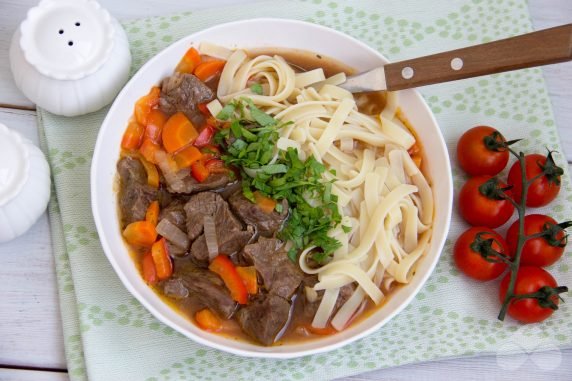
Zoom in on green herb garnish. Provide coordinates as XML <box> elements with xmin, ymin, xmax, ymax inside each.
<box><xmin>216</xmin><ymin>98</ymin><xmax>342</xmax><ymax>264</ymax></box>
<box><xmin>250</xmin><ymin>83</ymin><xmax>263</xmax><ymax>95</ymax></box>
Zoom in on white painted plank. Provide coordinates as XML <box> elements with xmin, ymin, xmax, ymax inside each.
<box><xmin>0</xmin><ymin>369</ymin><xmax>68</xmax><ymax>381</ymax></box>
<box><xmin>528</xmin><ymin>0</ymin><xmax>572</xmax><ymax>162</ymax></box>
<box><xmin>0</xmin><ymin>108</ymin><xmax>66</xmax><ymax>369</ymax></box>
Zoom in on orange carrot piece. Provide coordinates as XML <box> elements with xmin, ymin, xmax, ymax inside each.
<box><xmin>236</xmin><ymin>266</ymin><xmax>258</xmax><ymax>294</ymax></box>
<box><xmin>254</xmin><ymin>191</ymin><xmax>277</xmax><ymax>214</ymax></box>
<box><xmin>145</xmin><ymin>201</ymin><xmax>160</xmax><ymax>226</ymax></box>
<box><xmin>194</xmin><ymin>60</ymin><xmax>226</xmax><ymax>82</ymax></box>
<box><xmin>176</xmin><ymin>47</ymin><xmax>202</xmax><ymax>74</ymax></box>
<box><xmin>209</xmin><ymin>255</ymin><xmax>248</xmax><ymax>304</ymax></box>
<box><xmin>123</xmin><ymin>221</ymin><xmax>157</xmax><ymax>247</ymax></box>
<box><xmin>174</xmin><ymin>145</ymin><xmax>203</xmax><ymax>169</ymax></box>
<box><xmin>142</xmin><ymin>252</ymin><xmax>157</xmax><ymax>285</ymax></box>
<box><xmin>195</xmin><ymin>308</ymin><xmax>222</xmax><ymax>332</ymax></box>
<box><xmin>162</xmin><ymin>112</ymin><xmax>199</xmax><ymax>153</ymax></box>
<box><xmin>151</xmin><ymin>238</ymin><xmax>172</xmax><ymax>280</ymax></box>
<box><xmin>121</xmin><ymin>120</ymin><xmax>145</xmax><ymax>150</ymax></box>
<box><xmin>139</xmin><ymin>139</ymin><xmax>161</xmax><ymax>164</ymax></box>
<box><xmin>145</xmin><ymin>109</ymin><xmax>167</xmax><ymax>143</ymax></box>
<box><xmin>305</xmin><ymin>324</ymin><xmax>338</xmax><ymax>336</ymax></box>
<box><xmin>134</xmin><ymin>87</ymin><xmax>161</xmax><ymax>126</ymax></box>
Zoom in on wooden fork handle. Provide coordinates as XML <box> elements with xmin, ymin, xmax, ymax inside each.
<box><xmin>384</xmin><ymin>24</ymin><xmax>572</xmax><ymax>91</ymax></box>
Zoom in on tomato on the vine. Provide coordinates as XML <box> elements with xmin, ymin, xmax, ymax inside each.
<box><xmin>457</xmin><ymin>126</ymin><xmax>509</xmax><ymax>176</ymax></box>
<box><xmin>499</xmin><ymin>266</ymin><xmax>565</xmax><ymax>323</ymax></box>
<box><xmin>506</xmin><ymin>214</ymin><xmax>570</xmax><ymax>267</ymax></box>
<box><xmin>507</xmin><ymin>152</ymin><xmax>563</xmax><ymax>207</ymax></box>
<box><xmin>454</xmin><ymin>227</ymin><xmax>509</xmax><ymax>281</ymax></box>
<box><xmin>459</xmin><ymin>176</ymin><xmax>515</xmax><ymax>228</ymax></box>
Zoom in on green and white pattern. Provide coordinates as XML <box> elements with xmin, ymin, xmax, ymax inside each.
<box><xmin>38</xmin><ymin>1</ymin><xmax>572</xmax><ymax>380</ymax></box>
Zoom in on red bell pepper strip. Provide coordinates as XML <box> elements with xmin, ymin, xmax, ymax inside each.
<box><xmin>209</xmin><ymin>255</ymin><xmax>248</xmax><ymax>304</ymax></box>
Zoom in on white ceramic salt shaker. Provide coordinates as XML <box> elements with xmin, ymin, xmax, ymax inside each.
<box><xmin>9</xmin><ymin>0</ymin><xmax>132</xmax><ymax>116</ymax></box>
<box><xmin>0</xmin><ymin>123</ymin><xmax>51</xmax><ymax>243</ymax></box>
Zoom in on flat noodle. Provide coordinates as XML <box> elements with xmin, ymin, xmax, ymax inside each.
<box><xmin>215</xmin><ymin>51</ymin><xmax>434</xmax><ymax>330</ymax></box>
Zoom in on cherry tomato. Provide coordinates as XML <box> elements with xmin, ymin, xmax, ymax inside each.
<box><xmin>506</xmin><ymin>214</ymin><xmax>568</xmax><ymax>267</ymax></box>
<box><xmin>459</xmin><ymin>176</ymin><xmax>515</xmax><ymax>228</ymax></box>
<box><xmin>457</xmin><ymin>126</ymin><xmax>509</xmax><ymax>176</ymax></box>
<box><xmin>507</xmin><ymin>152</ymin><xmax>563</xmax><ymax>207</ymax></box>
<box><xmin>499</xmin><ymin>266</ymin><xmax>562</xmax><ymax>323</ymax></box>
<box><xmin>454</xmin><ymin>227</ymin><xmax>509</xmax><ymax>281</ymax></box>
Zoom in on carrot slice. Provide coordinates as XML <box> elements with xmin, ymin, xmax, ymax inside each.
<box><xmin>145</xmin><ymin>109</ymin><xmax>167</xmax><ymax>143</ymax></box>
<box><xmin>194</xmin><ymin>60</ymin><xmax>226</xmax><ymax>82</ymax></box>
<box><xmin>162</xmin><ymin>112</ymin><xmax>199</xmax><ymax>153</ymax></box>
<box><xmin>305</xmin><ymin>324</ymin><xmax>338</xmax><ymax>336</ymax></box>
<box><xmin>254</xmin><ymin>191</ymin><xmax>277</xmax><ymax>214</ymax></box>
<box><xmin>209</xmin><ymin>255</ymin><xmax>248</xmax><ymax>304</ymax></box>
<box><xmin>176</xmin><ymin>47</ymin><xmax>202</xmax><ymax>74</ymax></box>
<box><xmin>142</xmin><ymin>252</ymin><xmax>157</xmax><ymax>285</ymax></box>
<box><xmin>121</xmin><ymin>120</ymin><xmax>145</xmax><ymax>150</ymax></box>
<box><xmin>134</xmin><ymin>87</ymin><xmax>161</xmax><ymax>126</ymax></box>
<box><xmin>139</xmin><ymin>139</ymin><xmax>161</xmax><ymax>164</ymax></box>
<box><xmin>195</xmin><ymin>308</ymin><xmax>222</xmax><ymax>332</ymax></box>
<box><xmin>145</xmin><ymin>201</ymin><xmax>160</xmax><ymax>226</ymax></box>
<box><xmin>151</xmin><ymin>238</ymin><xmax>172</xmax><ymax>280</ymax></box>
<box><xmin>236</xmin><ymin>266</ymin><xmax>258</xmax><ymax>294</ymax></box>
<box><xmin>123</xmin><ymin>221</ymin><xmax>157</xmax><ymax>247</ymax></box>
<box><xmin>174</xmin><ymin>145</ymin><xmax>203</xmax><ymax>169</ymax></box>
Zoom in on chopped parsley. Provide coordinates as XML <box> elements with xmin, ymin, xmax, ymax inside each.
<box><xmin>216</xmin><ymin>98</ymin><xmax>343</xmax><ymax>264</ymax></box>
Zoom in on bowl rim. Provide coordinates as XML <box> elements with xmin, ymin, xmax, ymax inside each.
<box><xmin>91</xmin><ymin>17</ymin><xmax>453</xmax><ymax>359</ymax></box>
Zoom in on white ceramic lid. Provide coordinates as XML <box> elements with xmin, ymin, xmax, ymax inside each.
<box><xmin>19</xmin><ymin>0</ymin><xmax>115</xmax><ymax>80</ymax></box>
<box><xmin>0</xmin><ymin>124</ymin><xmax>30</xmax><ymax>207</ymax></box>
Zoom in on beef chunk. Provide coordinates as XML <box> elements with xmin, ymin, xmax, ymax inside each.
<box><xmin>190</xmin><ymin>226</ymin><xmax>254</xmax><ymax>265</ymax></box>
<box><xmin>168</xmin><ymin>172</ymin><xmax>232</xmax><ymax>195</ymax></box>
<box><xmin>236</xmin><ymin>294</ymin><xmax>291</xmax><ymax>345</ymax></box>
<box><xmin>117</xmin><ymin>156</ymin><xmax>157</xmax><ymax>227</ymax></box>
<box><xmin>159</xmin><ymin>200</ymin><xmax>187</xmax><ymax>231</ymax></box>
<box><xmin>164</xmin><ymin>261</ymin><xmax>237</xmax><ymax>319</ymax></box>
<box><xmin>229</xmin><ymin>192</ymin><xmax>288</xmax><ymax>237</ymax></box>
<box><xmin>303</xmin><ymin>283</ymin><xmax>355</xmax><ymax>320</ymax></box>
<box><xmin>243</xmin><ymin>237</ymin><xmax>303</xmax><ymax>299</ymax></box>
<box><xmin>184</xmin><ymin>192</ymin><xmax>254</xmax><ymax>266</ymax></box>
<box><xmin>159</xmin><ymin>73</ymin><xmax>214</xmax><ymax>126</ymax></box>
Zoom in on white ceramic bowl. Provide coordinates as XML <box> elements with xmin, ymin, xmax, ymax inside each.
<box><xmin>91</xmin><ymin>19</ymin><xmax>453</xmax><ymax>359</ymax></box>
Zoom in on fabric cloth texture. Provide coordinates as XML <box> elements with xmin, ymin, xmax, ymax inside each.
<box><xmin>37</xmin><ymin>1</ymin><xmax>572</xmax><ymax>380</ymax></box>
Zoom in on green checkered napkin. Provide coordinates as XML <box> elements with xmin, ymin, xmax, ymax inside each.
<box><xmin>37</xmin><ymin>1</ymin><xmax>572</xmax><ymax>380</ymax></box>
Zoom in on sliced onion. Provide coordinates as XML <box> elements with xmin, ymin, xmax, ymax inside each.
<box><xmin>156</xmin><ymin>219</ymin><xmax>189</xmax><ymax>250</ymax></box>
<box><xmin>203</xmin><ymin>215</ymin><xmax>219</xmax><ymax>261</ymax></box>
<box><xmin>155</xmin><ymin>151</ymin><xmax>186</xmax><ymax>192</ymax></box>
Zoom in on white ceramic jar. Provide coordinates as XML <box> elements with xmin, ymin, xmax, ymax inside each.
<box><xmin>9</xmin><ymin>0</ymin><xmax>132</xmax><ymax>116</ymax></box>
<box><xmin>0</xmin><ymin>123</ymin><xmax>51</xmax><ymax>243</ymax></box>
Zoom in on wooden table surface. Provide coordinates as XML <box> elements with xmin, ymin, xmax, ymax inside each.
<box><xmin>0</xmin><ymin>1</ymin><xmax>571</xmax><ymax>380</ymax></box>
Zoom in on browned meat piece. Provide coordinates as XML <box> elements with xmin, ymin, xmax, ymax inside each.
<box><xmin>159</xmin><ymin>200</ymin><xmax>187</xmax><ymax>231</ymax></box>
<box><xmin>117</xmin><ymin>156</ymin><xmax>157</xmax><ymax>227</ymax></box>
<box><xmin>243</xmin><ymin>237</ymin><xmax>303</xmax><ymax>299</ymax></box>
<box><xmin>236</xmin><ymin>294</ymin><xmax>291</xmax><ymax>345</ymax></box>
<box><xmin>302</xmin><ymin>283</ymin><xmax>356</xmax><ymax>320</ymax></box>
<box><xmin>184</xmin><ymin>192</ymin><xmax>243</xmax><ymax>241</ymax></box>
<box><xmin>159</xmin><ymin>73</ymin><xmax>214</xmax><ymax>127</ymax></box>
<box><xmin>167</xmin><ymin>172</ymin><xmax>232</xmax><ymax>195</ymax></box>
<box><xmin>163</xmin><ymin>260</ymin><xmax>237</xmax><ymax>319</ymax></box>
<box><xmin>184</xmin><ymin>192</ymin><xmax>254</xmax><ymax>266</ymax></box>
<box><xmin>190</xmin><ymin>226</ymin><xmax>254</xmax><ymax>265</ymax></box>
<box><xmin>228</xmin><ymin>191</ymin><xmax>288</xmax><ymax>237</ymax></box>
